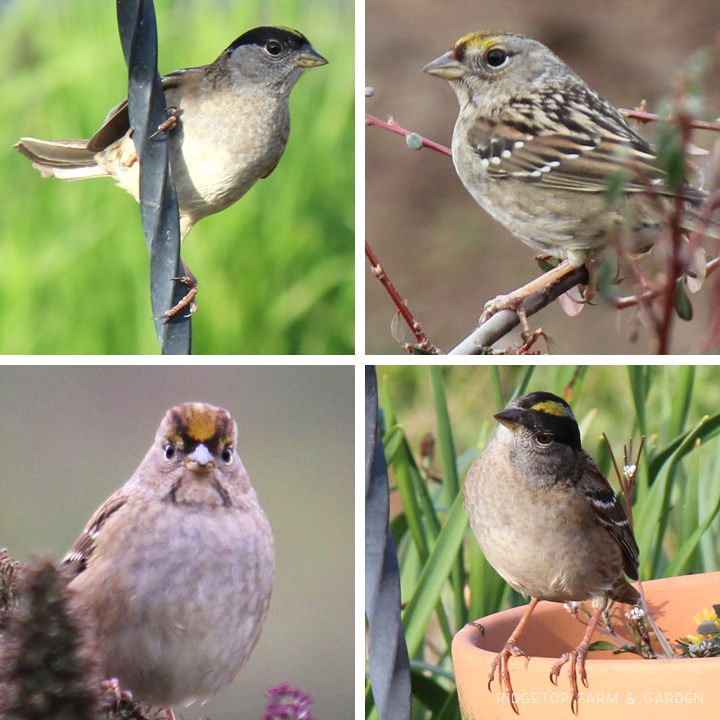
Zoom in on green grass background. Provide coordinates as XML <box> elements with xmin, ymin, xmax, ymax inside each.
<box><xmin>0</xmin><ymin>0</ymin><xmax>354</xmax><ymax>354</ymax></box>
<box><xmin>370</xmin><ymin>365</ymin><xmax>720</xmax><ymax>719</ymax></box>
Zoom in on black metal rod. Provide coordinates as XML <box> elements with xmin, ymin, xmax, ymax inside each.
<box><xmin>116</xmin><ymin>0</ymin><xmax>191</xmax><ymax>354</ymax></box>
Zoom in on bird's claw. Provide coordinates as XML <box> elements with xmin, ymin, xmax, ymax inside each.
<box><xmin>549</xmin><ymin>646</ymin><xmax>589</xmax><ymax>716</ymax></box>
<box><xmin>155</xmin><ymin>275</ymin><xmax>198</xmax><ymax>320</ymax></box>
<box><xmin>488</xmin><ymin>644</ymin><xmax>528</xmax><ymax>715</ymax></box>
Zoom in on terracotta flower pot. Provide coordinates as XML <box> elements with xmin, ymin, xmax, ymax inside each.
<box><xmin>453</xmin><ymin>572</ymin><xmax>720</xmax><ymax>719</ymax></box>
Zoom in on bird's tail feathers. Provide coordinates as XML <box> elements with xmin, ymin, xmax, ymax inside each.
<box><xmin>14</xmin><ymin>137</ymin><xmax>109</xmax><ymax>180</ymax></box>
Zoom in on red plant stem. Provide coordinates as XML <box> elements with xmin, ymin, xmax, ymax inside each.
<box><xmin>619</xmin><ymin>108</ymin><xmax>720</xmax><ymax>133</ymax></box>
<box><xmin>367</xmin><ymin>101</ymin><xmax>719</xmax><ymax>351</ymax></box>
<box><xmin>615</xmin><ymin>255</ymin><xmax>719</xmax><ymax>308</ymax></box>
<box><xmin>365</xmin><ymin>114</ymin><xmax>452</xmax><ymax>157</ymax></box>
<box><xmin>365</xmin><ymin>240</ymin><xmax>438</xmax><ymax>353</ymax></box>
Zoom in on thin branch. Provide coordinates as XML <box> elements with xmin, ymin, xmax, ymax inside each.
<box><xmin>616</xmin><ymin>257</ymin><xmax>719</xmax><ymax>309</ymax></box>
<box><xmin>365</xmin><ymin>240</ymin><xmax>440</xmax><ymax>353</ymax></box>
<box><xmin>367</xmin><ymin>97</ymin><xmax>720</xmax><ymax>353</ymax></box>
<box><xmin>365</xmin><ymin>114</ymin><xmax>452</xmax><ymax>157</ymax></box>
<box><xmin>602</xmin><ymin>435</ymin><xmax>675</xmax><ymax>659</ymax></box>
<box><xmin>619</xmin><ymin>108</ymin><xmax>720</xmax><ymax>133</ymax></box>
<box><xmin>448</xmin><ymin>265</ymin><xmax>589</xmax><ymax>354</ymax></box>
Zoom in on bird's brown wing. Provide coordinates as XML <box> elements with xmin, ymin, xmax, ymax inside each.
<box><xmin>577</xmin><ymin>451</ymin><xmax>639</xmax><ymax>581</ymax></box>
<box><xmin>61</xmin><ymin>491</ymin><xmax>127</xmax><ymax>580</ymax></box>
<box><xmin>86</xmin><ymin>72</ymin><xmax>189</xmax><ymax>153</ymax></box>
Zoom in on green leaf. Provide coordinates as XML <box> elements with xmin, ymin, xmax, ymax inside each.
<box><xmin>665</xmin><ymin>465</ymin><xmax>720</xmax><ymax>577</ymax></box>
<box><xmin>604</xmin><ymin>170</ymin><xmax>631</xmax><ymax>204</ymax></box>
<box><xmin>432</xmin><ymin>688</ymin><xmax>462</xmax><ymax>720</ymax></box>
<box><xmin>411</xmin><ymin>669</ymin><xmax>449</xmax><ymax>713</ymax></box>
<box><xmin>430</xmin><ymin>367</ymin><xmax>467</xmax><ymax>629</ymax></box>
<box><xmin>635</xmin><ymin>413</ymin><xmax>720</xmax><ymax>576</ymax></box>
<box><xmin>589</xmin><ymin>640</ymin><xmax>618</xmax><ymax>651</ymax></box>
<box><xmin>391</xmin><ymin>512</ymin><xmax>409</xmax><ymax>551</ymax></box>
<box><xmin>674</xmin><ymin>280</ymin><xmax>693</xmax><ymax>321</ymax></box>
<box><xmin>655</xmin><ymin>122</ymin><xmax>687</xmax><ymax>190</ymax></box>
<box><xmin>409</xmin><ymin>660</ymin><xmax>456</xmax><ymax>683</ymax></box>
<box><xmin>511</xmin><ymin>367</ymin><xmax>536</xmax><ymax>403</ymax></box>
<box><xmin>402</xmin><ymin>492</ymin><xmax>468</xmax><ymax>656</ymax></box>
<box><xmin>382</xmin><ymin>424</ymin><xmax>404</xmax><ymax>466</ymax></box>
<box><xmin>627</xmin><ymin>366</ymin><xmax>649</xmax><ymax>439</ymax></box>
<box><xmin>669</xmin><ymin>366</ymin><xmax>695</xmax><ymax>440</ymax></box>
<box><xmin>365</xmin><ymin>681</ymin><xmax>376</xmax><ymax>718</ymax></box>
<box><xmin>696</xmin><ymin>620</ymin><xmax>719</xmax><ymax>635</ymax></box>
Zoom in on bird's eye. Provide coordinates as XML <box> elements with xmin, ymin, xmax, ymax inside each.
<box><xmin>221</xmin><ymin>448</ymin><xmax>233</xmax><ymax>463</ymax></box>
<box><xmin>266</xmin><ymin>40</ymin><xmax>282</xmax><ymax>56</ymax></box>
<box><xmin>486</xmin><ymin>48</ymin><xmax>508</xmax><ymax>67</ymax></box>
<box><xmin>535</xmin><ymin>432</ymin><xmax>554</xmax><ymax>446</ymax></box>
<box><xmin>165</xmin><ymin>443</ymin><xmax>175</xmax><ymax>460</ymax></box>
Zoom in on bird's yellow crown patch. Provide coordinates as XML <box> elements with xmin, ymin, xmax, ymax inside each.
<box><xmin>276</xmin><ymin>26</ymin><xmax>304</xmax><ymax>39</ymax></box>
<box><xmin>165</xmin><ymin>402</ymin><xmax>234</xmax><ymax>446</ymax></box>
<box><xmin>455</xmin><ymin>32</ymin><xmax>501</xmax><ymax>53</ymax></box>
<box><xmin>182</xmin><ymin>403</ymin><xmax>218</xmax><ymax>442</ymax></box>
<box><xmin>531</xmin><ymin>400</ymin><xmax>570</xmax><ymax>417</ymax></box>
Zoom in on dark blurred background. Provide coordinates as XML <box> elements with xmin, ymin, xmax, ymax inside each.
<box><xmin>0</xmin><ymin>365</ymin><xmax>353</xmax><ymax>720</ymax></box>
<box><xmin>366</xmin><ymin>0</ymin><xmax>720</xmax><ymax>354</ymax></box>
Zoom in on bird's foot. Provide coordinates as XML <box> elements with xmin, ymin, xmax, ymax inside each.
<box><xmin>488</xmin><ymin>642</ymin><xmax>528</xmax><ymax>715</ymax></box>
<box><xmin>549</xmin><ymin>642</ymin><xmax>589</xmax><ymax>716</ymax></box>
<box><xmin>479</xmin><ymin>261</ymin><xmax>578</xmax><ymax>339</ymax></box>
<box><xmin>150</xmin><ymin>106</ymin><xmax>181</xmax><ymax>139</ymax></box>
<box><xmin>155</xmin><ymin>274</ymin><xmax>198</xmax><ymax>320</ymax></box>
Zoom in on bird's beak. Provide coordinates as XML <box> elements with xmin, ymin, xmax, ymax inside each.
<box><xmin>295</xmin><ymin>47</ymin><xmax>328</xmax><ymax>68</ymax></box>
<box><xmin>494</xmin><ymin>408</ymin><xmax>524</xmax><ymax>430</ymax></box>
<box><xmin>422</xmin><ymin>51</ymin><xmax>466</xmax><ymax>79</ymax></box>
<box><xmin>185</xmin><ymin>443</ymin><xmax>215</xmax><ymax>473</ymax></box>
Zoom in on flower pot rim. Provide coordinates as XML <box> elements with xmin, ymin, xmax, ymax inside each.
<box><xmin>457</xmin><ymin>571</ymin><xmax>720</xmax><ymax>668</ymax></box>
<box><xmin>453</xmin><ymin>572</ymin><xmax>720</xmax><ymax>718</ymax></box>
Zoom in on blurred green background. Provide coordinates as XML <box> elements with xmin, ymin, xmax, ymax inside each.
<box><xmin>0</xmin><ymin>366</ymin><xmax>354</xmax><ymax>719</ymax></box>
<box><xmin>377</xmin><ymin>365</ymin><xmax>720</xmax><ymax>457</ymax></box>
<box><xmin>0</xmin><ymin>0</ymin><xmax>354</xmax><ymax>354</ymax></box>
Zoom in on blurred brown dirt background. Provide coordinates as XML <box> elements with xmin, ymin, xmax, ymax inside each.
<box><xmin>366</xmin><ymin>0</ymin><xmax>720</xmax><ymax>354</ymax></box>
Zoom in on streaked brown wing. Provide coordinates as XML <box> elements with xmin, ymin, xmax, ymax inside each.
<box><xmin>62</xmin><ymin>492</ymin><xmax>127</xmax><ymax>580</ymax></box>
<box><xmin>577</xmin><ymin>452</ymin><xmax>639</xmax><ymax>580</ymax></box>
<box><xmin>465</xmin><ymin>81</ymin><xmax>675</xmax><ymax>197</ymax></box>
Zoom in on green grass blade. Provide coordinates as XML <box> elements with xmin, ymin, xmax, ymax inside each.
<box><xmin>627</xmin><ymin>366</ymin><xmax>649</xmax><ymax>439</ymax></box>
<box><xmin>669</xmin><ymin>366</ymin><xmax>695</xmax><ymax>439</ymax></box>
<box><xmin>402</xmin><ymin>492</ymin><xmax>468</xmax><ymax>656</ymax></box>
<box><xmin>635</xmin><ymin>413</ymin><xmax>720</xmax><ymax>576</ymax></box>
<box><xmin>410</xmin><ymin>670</ymin><xmax>449</xmax><ymax>714</ymax></box>
<box><xmin>511</xmin><ymin>366</ymin><xmax>536</xmax><ymax>402</ymax></box>
<box><xmin>429</xmin><ymin>367</ymin><xmax>467</xmax><ymax>628</ymax></box>
<box><xmin>432</xmin><ymin>688</ymin><xmax>461</xmax><ymax>720</ymax></box>
<box><xmin>665</xmin><ymin>470</ymin><xmax>720</xmax><ymax>576</ymax></box>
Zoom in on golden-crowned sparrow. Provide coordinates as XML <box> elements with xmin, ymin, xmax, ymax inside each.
<box><xmin>15</xmin><ymin>28</ymin><xmax>326</xmax><ymax>315</ymax></box>
<box><xmin>16</xmin><ymin>27</ymin><xmax>326</xmax><ymax>242</ymax></box>
<box><xmin>424</xmin><ymin>32</ymin><xmax>718</xmax><ymax>316</ymax></box>
<box><xmin>464</xmin><ymin>391</ymin><xmax>639</xmax><ymax>714</ymax></box>
<box><xmin>62</xmin><ymin>402</ymin><xmax>275</xmax><ymax>708</ymax></box>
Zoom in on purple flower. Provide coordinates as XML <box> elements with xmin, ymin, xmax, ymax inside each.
<box><xmin>263</xmin><ymin>684</ymin><xmax>315</xmax><ymax>720</ymax></box>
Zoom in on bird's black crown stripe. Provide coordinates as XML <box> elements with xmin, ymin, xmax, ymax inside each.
<box><xmin>228</xmin><ymin>26</ymin><xmax>309</xmax><ymax>53</ymax></box>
